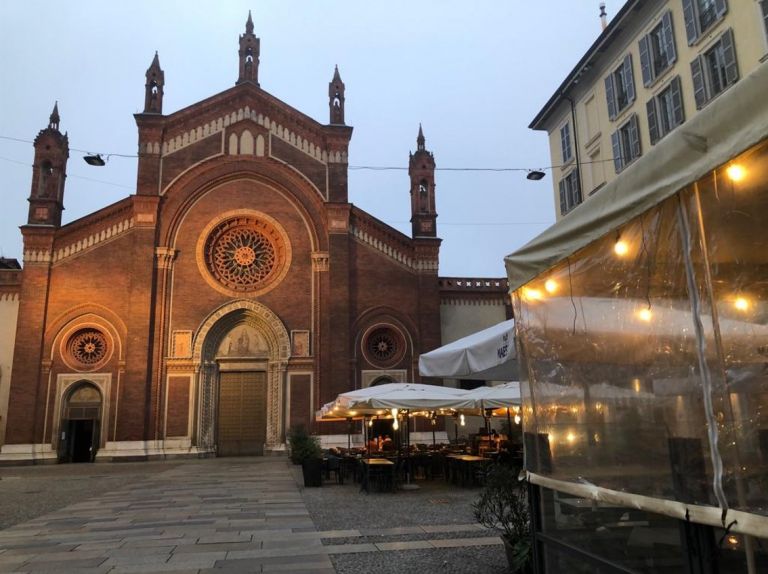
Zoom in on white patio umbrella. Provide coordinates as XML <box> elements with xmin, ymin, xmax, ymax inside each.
<box><xmin>418</xmin><ymin>319</ymin><xmax>517</xmax><ymax>381</ymax></box>
<box><xmin>461</xmin><ymin>381</ymin><xmax>522</xmax><ymax>409</ymax></box>
<box><xmin>334</xmin><ymin>382</ymin><xmax>473</xmax><ymax>411</ymax></box>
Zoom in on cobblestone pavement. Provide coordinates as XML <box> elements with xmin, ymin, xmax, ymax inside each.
<box><xmin>0</xmin><ymin>458</ymin><xmax>505</xmax><ymax>573</ymax></box>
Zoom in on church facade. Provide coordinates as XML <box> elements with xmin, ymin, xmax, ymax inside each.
<box><xmin>0</xmin><ymin>15</ymin><xmax>509</xmax><ymax>463</ymax></box>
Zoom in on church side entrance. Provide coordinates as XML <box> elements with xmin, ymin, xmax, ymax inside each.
<box><xmin>217</xmin><ymin>371</ymin><xmax>267</xmax><ymax>456</ymax></box>
<box><xmin>59</xmin><ymin>383</ymin><xmax>102</xmax><ymax>463</ymax></box>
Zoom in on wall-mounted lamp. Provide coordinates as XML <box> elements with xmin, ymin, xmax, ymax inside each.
<box><xmin>83</xmin><ymin>154</ymin><xmax>106</xmax><ymax>166</ymax></box>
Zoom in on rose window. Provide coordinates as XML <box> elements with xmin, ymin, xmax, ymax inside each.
<box><xmin>366</xmin><ymin>328</ymin><xmax>401</xmax><ymax>364</ymax></box>
<box><xmin>69</xmin><ymin>329</ymin><xmax>107</xmax><ymax>367</ymax></box>
<box><xmin>205</xmin><ymin>217</ymin><xmax>284</xmax><ymax>292</ymax></box>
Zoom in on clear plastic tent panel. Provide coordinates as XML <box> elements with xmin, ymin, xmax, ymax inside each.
<box><xmin>513</xmin><ymin>138</ymin><xmax>768</xmax><ymax>517</ymax></box>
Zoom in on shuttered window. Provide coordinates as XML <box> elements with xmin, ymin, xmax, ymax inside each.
<box><xmin>761</xmin><ymin>1</ymin><xmax>768</xmax><ymax>43</ymax></box>
<box><xmin>558</xmin><ymin>169</ymin><xmax>581</xmax><ymax>216</ymax></box>
<box><xmin>647</xmin><ymin>76</ymin><xmax>685</xmax><ymax>145</ymax></box>
<box><xmin>560</xmin><ymin>122</ymin><xmax>572</xmax><ymax>163</ymax></box>
<box><xmin>690</xmin><ymin>28</ymin><xmax>738</xmax><ymax>109</ymax></box>
<box><xmin>683</xmin><ymin>0</ymin><xmax>727</xmax><ymax>45</ymax></box>
<box><xmin>639</xmin><ymin>11</ymin><xmax>677</xmax><ymax>87</ymax></box>
<box><xmin>604</xmin><ymin>54</ymin><xmax>636</xmax><ymax>121</ymax></box>
<box><xmin>610</xmin><ymin>114</ymin><xmax>641</xmax><ymax>174</ymax></box>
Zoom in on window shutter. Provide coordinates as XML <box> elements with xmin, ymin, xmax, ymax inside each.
<box><xmin>682</xmin><ymin>0</ymin><xmax>698</xmax><ymax>45</ymax></box>
<box><xmin>646</xmin><ymin>99</ymin><xmax>659</xmax><ymax>145</ymax></box>
<box><xmin>559</xmin><ymin>180</ymin><xmax>567</xmax><ymax>215</ymax></box>
<box><xmin>611</xmin><ymin>131</ymin><xmax>622</xmax><ymax>173</ymax></box>
<box><xmin>561</xmin><ymin>123</ymin><xmax>571</xmax><ymax>163</ymax></box>
<box><xmin>721</xmin><ymin>28</ymin><xmax>738</xmax><ymax>86</ymax></box>
<box><xmin>572</xmin><ymin>170</ymin><xmax>582</xmax><ymax>206</ymax></box>
<box><xmin>605</xmin><ymin>76</ymin><xmax>617</xmax><ymax>120</ymax></box>
<box><xmin>762</xmin><ymin>1</ymin><xmax>768</xmax><ymax>41</ymax></box>
<box><xmin>762</xmin><ymin>0</ymin><xmax>768</xmax><ymax>27</ymax></box>
<box><xmin>670</xmin><ymin>76</ymin><xmax>685</xmax><ymax>128</ymax></box>
<box><xmin>715</xmin><ymin>0</ymin><xmax>728</xmax><ymax>19</ymax></box>
<box><xmin>623</xmin><ymin>54</ymin><xmax>635</xmax><ymax>104</ymax></box>
<box><xmin>690</xmin><ymin>57</ymin><xmax>707</xmax><ymax>109</ymax></box>
<box><xmin>628</xmin><ymin>114</ymin><xmax>641</xmax><ymax>162</ymax></box>
<box><xmin>662</xmin><ymin>11</ymin><xmax>677</xmax><ymax>67</ymax></box>
<box><xmin>639</xmin><ymin>36</ymin><xmax>652</xmax><ymax>87</ymax></box>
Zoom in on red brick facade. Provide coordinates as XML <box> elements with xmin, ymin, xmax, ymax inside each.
<box><xmin>1</xmin><ymin>17</ymin><xmax>509</xmax><ymax>462</ymax></box>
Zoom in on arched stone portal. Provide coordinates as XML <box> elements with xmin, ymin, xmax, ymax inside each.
<box><xmin>193</xmin><ymin>300</ymin><xmax>290</xmax><ymax>456</ymax></box>
<box><xmin>59</xmin><ymin>382</ymin><xmax>102</xmax><ymax>463</ymax></box>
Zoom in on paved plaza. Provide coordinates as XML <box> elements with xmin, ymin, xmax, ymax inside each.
<box><xmin>0</xmin><ymin>457</ymin><xmax>506</xmax><ymax>573</ymax></box>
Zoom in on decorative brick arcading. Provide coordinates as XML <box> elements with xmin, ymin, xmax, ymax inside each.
<box><xmin>349</xmin><ymin>208</ymin><xmax>422</xmax><ymax>270</ymax></box>
<box><xmin>23</xmin><ymin>249</ymin><xmax>53</xmax><ymax>264</ymax></box>
<box><xmin>161</xmin><ymin>106</ymin><xmax>347</xmax><ymax>165</ymax></box>
<box><xmin>438</xmin><ymin>276</ymin><xmax>510</xmax><ymax>306</ymax></box>
<box><xmin>52</xmin><ymin>218</ymin><xmax>135</xmax><ymax>264</ymax></box>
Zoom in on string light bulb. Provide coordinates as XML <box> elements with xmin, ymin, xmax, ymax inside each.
<box><xmin>392</xmin><ymin>419</ymin><xmax>399</xmax><ymax>431</ymax></box>
<box><xmin>734</xmin><ymin>297</ymin><xmax>749</xmax><ymax>311</ymax></box>
<box><xmin>638</xmin><ymin>308</ymin><xmax>653</xmax><ymax>322</ymax></box>
<box><xmin>726</xmin><ymin>164</ymin><xmax>746</xmax><ymax>182</ymax></box>
<box><xmin>544</xmin><ymin>279</ymin><xmax>558</xmax><ymax>294</ymax></box>
<box><xmin>460</xmin><ymin>414</ymin><xmax>466</xmax><ymax>426</ymax></box>
<box><xmin>522</xmin><ymin>287</ymin><xmax>543</xmax><ymax>301</ymax></box>
<box><xmin>614</xmin><ymin>239</ymin><xmax>629</xmax><ymax>256</ymax></box>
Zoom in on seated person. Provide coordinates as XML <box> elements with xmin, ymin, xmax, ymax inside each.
<box><xmin>381</xmin><ymin>435</ymin><xmax>395</xmax><ymax>451</ymax></box>
<box><xmin>490</xmin><ymin>430</ymin><xmax>501</xmax><ymax>451</ymax></box>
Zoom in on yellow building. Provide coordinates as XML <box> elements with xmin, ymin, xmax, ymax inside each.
<box><xmin>530</xmin><ymin>0</ymin><xmax>768</xmax><ymax>218</ymax></box>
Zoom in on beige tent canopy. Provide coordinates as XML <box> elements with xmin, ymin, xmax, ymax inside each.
<box><xmin>505</xmin><ymin>63</ymin><xmax>768</xmax><ymax>293</ymax></box>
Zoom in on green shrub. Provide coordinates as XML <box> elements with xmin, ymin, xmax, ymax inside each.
<box><xmin>287</xmin><ymin>425</ymin><xmax>322</xmax><ymax>464</ymax></box>
<box><xmin>473</xmin><ymin>465</ymin><xmax>531</xmax><ymax>571</ymax></box>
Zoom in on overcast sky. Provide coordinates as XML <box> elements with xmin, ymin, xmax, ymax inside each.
<box><xmin>0</xmin><ymin>1</ymin><xmax>619</xmax><ymax>277</ymax></box>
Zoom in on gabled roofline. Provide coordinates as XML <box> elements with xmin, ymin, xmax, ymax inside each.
<box><xmin>528</xmin><ymin>0</ymin><xmax>641</xmax><ymax>131</ymax></box>
<box><xmin>142</xmin><ymin>81</ymin><xmax>340</xmax><ymax>137</ymax></box>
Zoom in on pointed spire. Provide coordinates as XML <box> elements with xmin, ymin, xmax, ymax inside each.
<box><xmin>49</xmin><ymin>101</ymin><xmax>60</xmax><ymax>130</ymax></box>
<box><xmin>237</xmin><ymin>10</ymin><xmax>260</xmax><ymax>85</ymax></box>
<box><xmin>417</xmin><ymin>124</ymin><xmax>425</xmax><ymax>150</ymax></box>
<box><xmin>144</xmin><ymin>52</ymin><xmax>165</xmax><ymax>113</ymax></box>
<box><xmin>328</xmin><ymin>65</ymin><xmax>346</xmax><ymax>125</ymax></box>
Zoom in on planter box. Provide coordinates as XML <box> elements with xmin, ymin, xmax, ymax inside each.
<box><xmin>301</xmin><ymin>458</ymin><xmax>323</xmax><ymax>487</ymax></box>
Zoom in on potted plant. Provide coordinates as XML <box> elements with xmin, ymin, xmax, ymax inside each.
<box><xmin>288</xmin><ymin>425</ymin><xmax>323</xmax><ymax>487</ymax></box>
<box><xmin>473</xmin><ymin>465</ymin><xmax>532</xmax><ymax>573</ymax></box>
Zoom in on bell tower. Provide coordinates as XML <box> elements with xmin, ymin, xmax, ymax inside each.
<box><xmin>28</xmin><ymin>102</ymin><xmax>69</xmax><ymax>227</ymax></box>
<box><xmin>144</xmin><ymin>52</ymin><xmax>164</xmax><ymax>114</ymax></box>
<box><xmin>329</xmin><ymin>65</ymin><xmax>345</xmax><ymax>125</ymax></box>
<box><xmin>409</xmin><ymin>125</ymin><xmax>437</xmax><ymax>238</ymax></box>
<box><xmin>237</xmin><ymin>11</ymin><xmax>260</xmax><ymax>85</ymax></box>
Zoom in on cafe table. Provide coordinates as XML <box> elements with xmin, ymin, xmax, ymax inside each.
<box><xmin>360</xmin><ymin>458</ymin><xmax>396</xmax><ymax>493</ymax></box>
<box><xmin>445</xmin><ymin>454</ymin><xmax>488</xmax><ymax>487</ymax></box>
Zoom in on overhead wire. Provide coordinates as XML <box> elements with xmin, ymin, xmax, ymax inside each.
<box><xmin>0</xmin><ymin>133</ymin><xmax>632</xmax><ymax>174</ymax></box>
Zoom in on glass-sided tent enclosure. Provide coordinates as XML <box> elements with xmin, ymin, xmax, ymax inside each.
<box><xmin>506</xmin><ymin>64</ymin><xmax>768</xmax><ymax>573</ymax></box>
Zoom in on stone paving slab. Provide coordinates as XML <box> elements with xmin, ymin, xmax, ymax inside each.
<box><xmin>1</xmin><ymin>457</ymin><xmax>506</xmax><ymax>573</ymax></box>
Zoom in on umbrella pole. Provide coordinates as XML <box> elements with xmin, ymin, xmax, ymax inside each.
<box><xmin>431</xmin><ymin>416</ymin><xmax>436</xmax><ymax>448</ymax></box>
<box><xmin>400</xmin><ymin>411</ymin><xmax>419</xmax><ymax>490</ymax></box>
<box><xmin>506</xmin><ymin>407</ymin><xmax>512</xmax><ymax>435</ymax></box>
